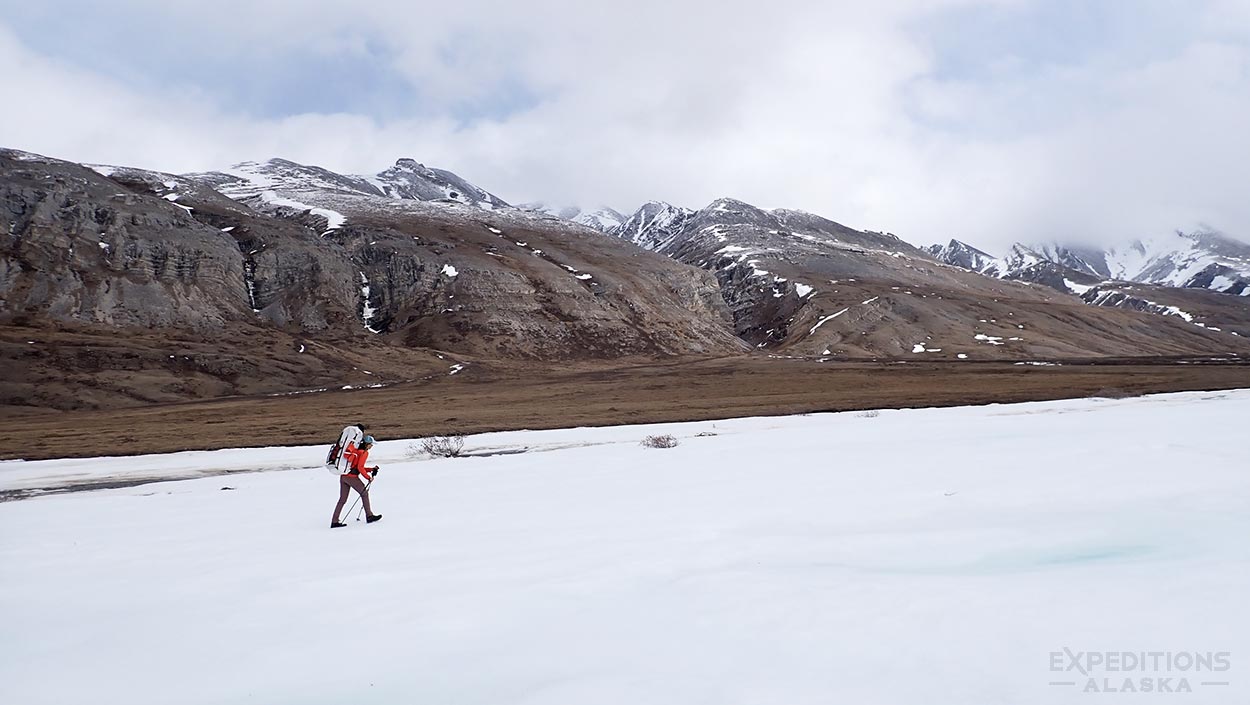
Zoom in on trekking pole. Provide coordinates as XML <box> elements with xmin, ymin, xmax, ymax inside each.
<box><xmin>348</xmin><ymin>478</ymin><xmax>374</xmax><ymax>521</ymax></box>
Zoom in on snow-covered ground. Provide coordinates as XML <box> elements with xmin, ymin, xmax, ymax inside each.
<box><xmin>2</xmin><ymin>390</ymin><xmax>1248</xmax><ymax>704</ymax></box>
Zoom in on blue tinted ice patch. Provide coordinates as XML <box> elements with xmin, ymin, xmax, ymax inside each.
<box><xmin>1034</xmin><ymin>545</ymin><xmax>1155</xmax><ymax>566</ymax></box>
<box><xmin>844</xmin><ymin>542</ymin><xmax>1164</xmax><ymax>577</ymax></box>
<box><xmin>964</xmin><ymin>544</ymin><xmax>1157</xmax><ymax>574</ymax></box>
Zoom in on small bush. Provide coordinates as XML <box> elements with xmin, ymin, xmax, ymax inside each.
<box><xmin>857</xmin><ymin>410</ymin><xmax>880</xmax><ymax>418</ymax></box>
<box><xmin>641</xmin><ymin>434</ymin><xmax>679</xmax><ymax>449</ymax></box>
<box><xmin>694</xmin><ymin>431</ymin><xmax>718</xmax><ymax>437</ymax></box>
<box><xmin>1093</xmin><ymin>388</ymin><xmax>1134</xmax><ymax>400</ymax></box>
<box><xmin>420</xmin><ymin>435</ymin><xmax>465</xmax><ymax>458</ymax></box>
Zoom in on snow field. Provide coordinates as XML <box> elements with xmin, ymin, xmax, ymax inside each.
<box><xmin>1</xmin><ymin>390</ymin><xmax>1248</xmax><ymax>704</ymax></box>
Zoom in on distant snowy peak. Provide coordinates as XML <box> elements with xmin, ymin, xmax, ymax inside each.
<box><xmin>187</xmin><ymin>158</ymin><xmax>384</xmax><ymax>200</ymax></box>
<box><xmin>612</xmin><ymin>196</ymin><xmax>792</xmax><ymax>252</ymax></box>
<box><xmin>1103</xmin><ymin>229</ymin><xmax>1250</xmax><ymax>293</ymax></box>
<box><xmin>520</xmin><ymin>203</ymin><xmax>627</xmax><ymax>232</ymax></box>
<box><xmin>702</xmin><ymin>197</ymin><xmax>766</xmax><ymax>217</ymax></box>
<box><xmin>1011</xmin><ymin>243</ymin><xmax>1109</xmax><ymax>279</ymax></box>
<box><xmin>610</xmin><ymin>201</ymin><xmax>696</xmax><ymax>251</ymax></box>
<box><xmin>1047</xmin><ymin>230</ymin><xmax>1250</xmax><ymax>294</ymax></box>
<box><xmin>520</xmin><ymin>202</ymin><xmax>581</xmax><ymax>220</ymax></box>
<box><xmin>367</xmin><ymin>158</ymin><xmax>508</xmax><ymax>210</ymax></box>
<box><xmin>691</xmin><ymin>197</ymin><xmax>793</xmax><ymax>231</ymax></box>
<box><xmin>574</xmin><ymin>207</ymin><xmax>627</xmax><ymax>232</ymax></box>
<box><xmin>932</xmin><ymin>230</ymin><xmax>1250</xmax><ymax>296</ymax></box>
<box><xmin>612</xmin><ymin>197</ymin><xmax>918</xmax><ymax>258</ymax></box>
<box><xmin>185</xmin><ymin>157</ymin><xmax>507</xmax><ymax>212</ymax></box>
<box><xmin>925</xmin><ymin>239</ymin><xmax>1000</xmax><ymax>275</ymax></box>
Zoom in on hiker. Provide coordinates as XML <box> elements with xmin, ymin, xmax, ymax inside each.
<box><xmin>331</xmin><ymin>434</ymin><xmax>382</xmax><ymax>528</ymax></box>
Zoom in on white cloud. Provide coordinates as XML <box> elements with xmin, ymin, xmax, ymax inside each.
<box><xmin>0</xmin><ymin>0</ymin><xmax>1247</xmax><ymax>252</ymax></box>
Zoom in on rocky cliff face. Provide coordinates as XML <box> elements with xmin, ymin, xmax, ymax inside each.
<box><xmin>88</xmin><ymin>164</ymin><xmax>364</xmax><ymax>333</ymax></box>
<box><xmin>180</xmin><ymin>158</ymin><xmax>740</xmax><ymax>359</ymax></box>
<box><xmin>1</xmin><ymin>151</ymin><xmax>252</xmax><ymax>330</ymax></box>
<box><xmin>3</xmin><ymin>148</ymin><xmax>741</xmax><ymax>362</ymax></box>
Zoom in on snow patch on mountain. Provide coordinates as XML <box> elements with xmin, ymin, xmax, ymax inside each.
<box><xmin>1083</xmin><ymin>288</ymin><xmax>1195</xmax><ymax>323</ymax></box>
<box><xmin>359</xmin><ymin>271</ymin><xmax>380</xmax><ymax>333</ymax></box>
<box><xmin>1063</xmin><ymin>279</ymin><xmax>1094</xmax><ymax>295</ymax></box>
<box><xmin>809</xmin><ymin>308</ymin><xmax>849</xmax><ymax>335</ymax></box>
<box><xmin>257</xmin><ymin>190</ymin><xmax>345</xmax><ymax>234</ymax></box>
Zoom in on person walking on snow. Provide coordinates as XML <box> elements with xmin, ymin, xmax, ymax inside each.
<box><xmin>331</xmin><ymin>435</ymin><xmax>382</xmax><ymax>528</ymax></box>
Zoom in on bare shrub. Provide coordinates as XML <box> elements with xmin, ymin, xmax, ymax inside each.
<box><xmin>1093</xmin><ymin>388</ymin><xmax>1135</xmax><ymax>400</ymax></box>
<box><xmin>420</xmin><ymin>435</ymin><xmax>465</xmax><ymax>458</ymax></box>
<box><xmin>694</xmin><ymin>431</ymin><xmax>718</xmax><ymax>437</ymax></box>
<box><xmin>641</xmin><ymin>434</ymin><xmax>679</xmax><ymax>449</ymax></box>
<box><xmin>857</xmin><ymin>410</ymin><xmax>880</xmax><ymax>418</ymax></box>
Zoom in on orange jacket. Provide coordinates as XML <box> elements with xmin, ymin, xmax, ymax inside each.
<box><xmin>342</xmin><ymin>446</ymin><xmax>374</xmax><ymax>481</ymax></box>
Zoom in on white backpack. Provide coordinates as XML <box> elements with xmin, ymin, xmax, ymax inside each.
<box><xmin>325</xmin><ymin>425</ymin><xmax>364</xmax><ymax>474</ymax></box>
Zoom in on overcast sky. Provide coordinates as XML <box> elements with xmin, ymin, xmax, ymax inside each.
<box><xmin>2</xmin><ymin>0</ymin><xmax>1248</xmax><ymax>252</ymax></box>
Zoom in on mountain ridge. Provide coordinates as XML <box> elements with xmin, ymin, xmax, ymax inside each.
<box><xmin>5</xmin><ymin>145</ymin><xmax>1250</xmax><ymax>410</ymax></box>
<box><xmin>930</xmin><ymin>232</ymin><xmax>1250</xmax><ymax>296</ymax></box>
<box><xmin>605</xmin><ymin>197</ymin><xmax>1250</xmax><ymax>356</ymax></box>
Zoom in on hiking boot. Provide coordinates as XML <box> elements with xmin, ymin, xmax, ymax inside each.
<box><xmin>331</xmin><ymin>521</ymin><xmax>348</xmax><ymax>529</ymax></box>
<box><xmin>366</xmin><ymin>514</ymin><xmax>383</xmax><ymax>524</ymax></box>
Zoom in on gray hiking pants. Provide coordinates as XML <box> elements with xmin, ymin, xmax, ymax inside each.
<box><xmin>332</xmin><ymin>474</ymin><xmax>373</xmax><ymax>522</ymax></box>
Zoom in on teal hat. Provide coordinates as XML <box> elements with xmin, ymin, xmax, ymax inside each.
<box><xmin>361</xmin><ymin>435</ymin><xmax>375</xmax><ymax>445</ymax></box>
